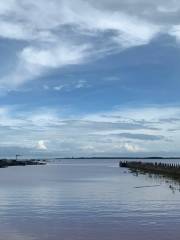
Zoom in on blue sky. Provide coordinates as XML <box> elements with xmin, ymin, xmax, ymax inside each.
<box><xmin>0</xmin><ymin>0</ymin><xmax>180</xmax><ymax>157</ymax></box>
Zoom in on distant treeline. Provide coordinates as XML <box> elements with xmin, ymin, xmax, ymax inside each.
<box><xmin>56</xmin><ymin>157</ymin><xmax>180</xmax><ymax>160</ymax></box>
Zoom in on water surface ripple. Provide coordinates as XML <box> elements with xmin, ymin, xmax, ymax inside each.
<box><xmin>0</xmin><ymin>159</ymin><xmax>179</xmax><ymax>240</ymax></box>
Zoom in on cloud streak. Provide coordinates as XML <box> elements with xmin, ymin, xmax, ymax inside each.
<box><xmin>0</xmin><ymin>0</ymin><xmax>174</xmax><ymax>91</ymax></box>
<box><xmin>0</xmin><ymin>104</ymin><xmax>178</xmax><ymax>156</ymax></box>
<box><xmin>0</xmin><ymin>1</ymin><xmax>180</xmax><ymax>157</ymax></box>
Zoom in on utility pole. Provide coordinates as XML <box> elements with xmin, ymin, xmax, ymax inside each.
<box><xmin>16</xmin><ymin>155</ymin><xmax>21</xmax><ymax>161</ymax></box>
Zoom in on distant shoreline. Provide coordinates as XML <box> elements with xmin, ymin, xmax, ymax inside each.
<box><xmin>0</xmin><ymin>159</ymin><xmax>46</xmax><ymax>168</ymax></box>
<box><xmin>55</xmin><ymin>157</ymin><xmax>180</xmax><ymax>160</ymax></box>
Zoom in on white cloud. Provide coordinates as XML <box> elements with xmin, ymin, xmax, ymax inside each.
<box><xmin>0</xmin><ymin>0</ymin><xmax>163</xmax><ymax>90</ymax></box>
<box><xmin>80</xmin><ymin>9</ymin><xmax>159</xmax><ymax>47</ymax></box>
<box><xmin>123</xmin><ymin>143</ymin><xmax>143</xmax><ymax>153</ymax></box>
<box><xmin>0</xmin><ymin>42</ymin><xmax>90</xmax><ymax>90</ymax></box>
<box><xmin>0</xmin><ymin>0</ymin><xmax>17</xmax><ymax>15</ymax></box>
<box><xmin>53</xmin><ymin>85</ymin><xmax>65</xmax><ymax>91</ymax></box>
<box><xmin>0</xmin><ymin>21</ymin><xmax>31</xmax><ymax>40</ymax></box>
<box><xmin>1</xmin><ymin>1</ymin><xmax>180</xmax><ymax>156</ymax></box>
<box><xmin>44</xmin><ymin>81</ymin><xmax>89</xmax><ymax>92</ymax></box>
<box><xmin>1</xmin><ymin>0</ymin><xmax>180</xmax><ymax>91</ymax></box>
<box><xmin>0</xmin><ymin>104</ymin><xmax>179</xmax><ymax>156</ymax></box>
<box><xmin>21</xmin><ymin>44</ymin><xmax>90</xmax><ymax>68</ymax></box>
<box><xmin>169</xmin><ymin>25</ymin><xmax>180</xmax><ymax>41</ymax></box>
<box><xmin>37</xmin><ymin>140</ymin><xmax>47</xmax><ymax>150</ymax></box>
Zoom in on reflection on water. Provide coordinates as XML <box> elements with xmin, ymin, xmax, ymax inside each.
<box><xmin>130</xmin><ymin>168</ymin><xmax>180</xmax><ymax>194</ymax></box>
<box><xmin>0</xmin><ymin>159</ymin><xmax>179</xmax><ymax>239</ymax></box>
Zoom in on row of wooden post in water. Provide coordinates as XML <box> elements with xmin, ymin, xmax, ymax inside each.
<box><xmin>119</xmin><ymin>161</ymin><xmax>180</xmax><ymax>178</ymax></box>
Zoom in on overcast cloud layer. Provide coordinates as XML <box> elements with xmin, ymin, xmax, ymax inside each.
<box><xmin>0</xmin><ymin>0</ymin><xmax>180</xmax><ymax>157</ymax></box>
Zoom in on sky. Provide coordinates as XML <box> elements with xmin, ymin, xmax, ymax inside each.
<box><xmin>0</xmin><ymin>0</ymin><xmax>180</xmax><ymax>157</ymax></box>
